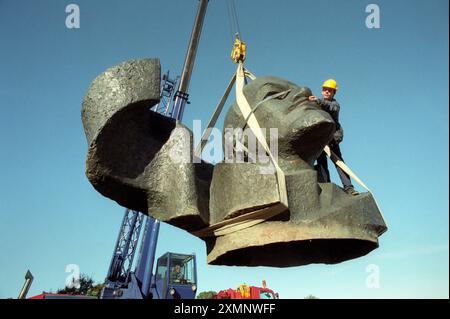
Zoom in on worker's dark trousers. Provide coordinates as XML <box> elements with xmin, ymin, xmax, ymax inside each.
<box><xmin>315</xmin><ymin>142</ymin><xmax>353</xmax><ymax>190</ymax></box>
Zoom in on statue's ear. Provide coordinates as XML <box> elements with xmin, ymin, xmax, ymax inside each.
<box><xmin>82</xmin><ymin>59</ymin><xmax>165</xmax><ymax>212</ymax></box>
<box><xmin>82</xmin><ymin>59</ymin><xmax>162</xmax><ymax>146</ymax></box>
<box><xmin>82</xmin><ymin>59</ymin><xmax>212</xmax><ymax>232</ymax></box>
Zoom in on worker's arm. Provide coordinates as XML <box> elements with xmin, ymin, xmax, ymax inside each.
<box><xmin>316</xmin><ymin>98</ymin><xmax>340</xmax><ymax>113</ymax></box>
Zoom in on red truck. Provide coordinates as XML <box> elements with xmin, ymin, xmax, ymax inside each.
<box><xmin>214</xmin><ymin>281</ymin><xmax>279</xmax><ymax>299</ymax></box>
<box><xmin>28</xmin><ymin>293</ymin><xmax>96</xmax><ymax>299</ymax></box>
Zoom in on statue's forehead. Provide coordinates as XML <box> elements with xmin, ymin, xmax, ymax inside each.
<box><xmin>245</xmin><ymin>76</ymin><xmax>299</xmax><ymax>94</ymax></box>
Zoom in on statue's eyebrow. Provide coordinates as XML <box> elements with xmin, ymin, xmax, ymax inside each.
<box><xmin>257</xmin><ymin>83</ymin><xmax>289</xmax><ymax>100</ymax></box>
<box><xmin>259</xmin><ymin>83</ymin><xmax>288</xmax><ymax>92</ymax></box>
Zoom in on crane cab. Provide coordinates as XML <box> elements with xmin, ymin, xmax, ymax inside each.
<box><xmin>153</xmin><ymin>252</ymin><xmax>197</xmax><ymax>299</ymax></box>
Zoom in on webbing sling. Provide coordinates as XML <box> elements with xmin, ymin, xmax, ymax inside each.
<box><xmin>235</xmin><ymin>62</ymin><xmax>288</xmax><ymax>207</ymax></box>
<box><xmin>240</xmin><ymin>89</ymin><xmax>291</xmax><ymax>132</ymax></box>
<box><xmin>192</xmin><ymin>64</ymin><xmax>288</xmax><ymax>237</ymax></box>
<box><xmin>194</xmin><ymin>64</ymin><xmax>386</xmax><ymax>237</ymax></box>
<box><xmin>324</xmin><ymin>145</ymin><xmax>370</xmax><ymax>191</ymax></box>
<box><xmin>324</xmin><ymin>145</ymin><xmax>386</xmax><ymax>221</ymax></box>
<box><xmin>194</xmin><ymin>74</ymin><xmax>236</xmax><ymax>159</ymax></box>
<box><xmin>194</xmin><ymin>68</ymin><xmax>256</xmax><ymax>158</ymax></box>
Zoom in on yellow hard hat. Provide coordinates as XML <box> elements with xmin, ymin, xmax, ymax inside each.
<box><xmin>322</xmin><ymin>79</ymin><xmax>338</xmax><ymax>91</ymax></box>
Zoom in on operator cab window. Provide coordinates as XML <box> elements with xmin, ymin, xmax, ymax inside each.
<box><xmin>155</xmin><ymin>256</ymin><xmax>168</xmax><ymax>281</ymax></box>
<box><xmin>169</xmin><ymin>254</ymin><xmax>195</xmax><ymax>285</ymax></box>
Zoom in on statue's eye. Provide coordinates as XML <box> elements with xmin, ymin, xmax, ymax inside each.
<box><xmin>263</xmin><ymin>91</ymin><xmax>279</xmax><ymax>99</ymax></box>
<box><xmin>262</xmin><ymin>89</ymin><xmax>290</xmax><ymax>101</ymax></box>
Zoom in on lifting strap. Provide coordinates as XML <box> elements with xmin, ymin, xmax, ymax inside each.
<box><xmin>240</xmin><ymin>89</ymin><xmax>291</xmax><ymax>132</ymax></box>
<box><xmin>193</xmin><ymin>69</ymin><xmax>255</xmax><ymax>158</ymax></box>
<box><xmin>324</xmin><ymin>145</ymin><xmax>370</xmax><ymax>191</ymax></box>
<box><xmin>193</xmin><ymin>64</ymin><xmax>386</xmax><ymax>237</ymax></box>
<box><xmin>235</xmin><ymin>62</ymin><xmax>288</xmax><ymax>207</ymax></box>
<box><xmin>194</xmin><ymin>74</ymin><xmax>236</xmax><ymax>158</ymax></box>
<box><xmin>192</xmin><ymin>63</ymin><xmax>289</xmax><ymax>238</ymax></box>
<box><xmin>324</xmin><ymin>145</ymin><xmax>386</xmax><ymax>221</ymax></box>
<box><xmin>191</xmin><ymin>203</ymin><xmax>286</xmax><ymax>238</ymax></box>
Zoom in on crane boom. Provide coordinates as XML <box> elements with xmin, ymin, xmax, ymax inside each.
<box><xmin>172</xmin><ymin>0</ymin><xmax>209</xmax><ymax>120</ymax></box>
<box><xmin>102</xmin><ymin>0</ymin><xmax>209</xmax><ymax>299</ymax></box>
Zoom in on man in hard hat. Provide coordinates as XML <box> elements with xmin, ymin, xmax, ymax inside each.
<box><xmin>170</xmin><ymin>263</ymin><xmax>185</xmax><ymax>283</ymax></box>
<box><xmin>309</xmin><ymin>79</ymin><xmax>359</xmax><ymax>196</ymax></box>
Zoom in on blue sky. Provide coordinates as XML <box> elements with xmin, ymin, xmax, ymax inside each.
<box><xmin>0</xmin><ymin>0</ymin><xmax>448</xmax><ymax>299</ymax></box>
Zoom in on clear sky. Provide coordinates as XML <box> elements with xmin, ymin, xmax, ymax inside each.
<box><xmin>0</xmin><ymin>0</ymin><xmax>448</xmax><ymax>299</ymax></box>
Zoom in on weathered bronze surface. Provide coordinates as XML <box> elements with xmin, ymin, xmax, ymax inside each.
<box><xmin>82</xmin><ymin>59</ymin><xmax>387</xmax><ymax>267</ymax></box>
<box><xmin>82</xmin><ymin>59</ymin><xmax>212</xmax><ymax>231</ymax></box>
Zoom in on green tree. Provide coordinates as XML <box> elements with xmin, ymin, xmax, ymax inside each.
<box><xmin>196</xmin><ymin>291</ymin><xmax>217</xmax><ymax>299</ymax></box>
<box><xmin>57</xmin><ymin>274</ymin><xmax>103</xmax><ymax>298</ymax></box>
<box><xmin>304</xmin><ymin>294</ymin><xmax>319</xmax><ymax>299</ymax></box>
<box><xmin>87</xmin><ymin>283</ymin><xmax>105</xmax><ymax>298</ymax></box>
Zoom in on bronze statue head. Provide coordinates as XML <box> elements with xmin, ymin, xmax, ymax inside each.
<box><xmin>82</xmin><ymin>59</ymin><xmax>387</xmax><ymax>268</ymax></box>
<box><xmin>224</xmin><ymin>76</ymin><xmax>336</xmax><ymax>171</ymax></box>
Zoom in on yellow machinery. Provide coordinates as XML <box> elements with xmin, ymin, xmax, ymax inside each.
<box><xmin>231</xmin><ymin>36</ymin><xmax>246</xmax><ymax>64</ymax></box>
